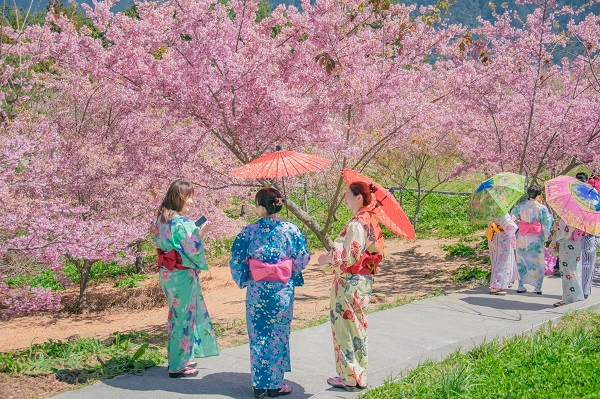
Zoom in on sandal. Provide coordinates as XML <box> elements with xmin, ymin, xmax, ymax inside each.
<box><xmin>490</xmin><ymin>290</ymin><xmax>507</xmax><ymax>295</ymax></box>
<box><xmin>516</xmin><ymin>288</ymin><xmax>527</xmax><ymax>293</ymax></box>
<box><xmin>186</xmin><ymin>361</ymin><xmax>197</xmax><ymax>368</ymax></box>
<box><xmin>327</xmin><ymin>376</ymin><xmax>362</xmax><ymax>392</ymax></box>
<box><xmin>168</xmin><ymin>366</ymin><xmax>198</xmax><ymax>378</ymax></box>
<box><xmin>553</xmin><ymin>301</ymin><xmax>565</xmax><ymax>307</ymax></box>
<box><xmin>253</xmin><ymin>389</ymin><xmax>267</xmax><ymax>399</ymax></box>
<box><xmin>267</xmin><ymin>384</ymin><xmax>292</xmax><ymax>397</ymax></box>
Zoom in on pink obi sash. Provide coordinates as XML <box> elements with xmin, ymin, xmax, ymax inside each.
<box><xmin>249</xmin><ymin>259</ymin><xmax>292</xmax><ymax>283</ymax></box>
<box><xmin>519</xmin><ymin>220</ymin><xmax>542</xmax><ymax>235</ymax></box>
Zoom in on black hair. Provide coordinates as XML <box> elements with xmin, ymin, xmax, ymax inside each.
<box><xmin>575</xmin><ymin>172</ymin><xmax>588</xmax><ymax>182</ymax></box>
<box><xmin>527</xmin><ymin>185</ymin><xmax>542</xmax><ymax>200</ymax></box>
<box><xmin>255</xmin><ymin>188</ymin><xmax>284</xmax><ymax>215</ymax></box>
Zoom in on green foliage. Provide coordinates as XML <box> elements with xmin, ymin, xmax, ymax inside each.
<box><xmin>360</xmin><ymin>310</ymin><xmax>600</xmax><ymax>399</ymax></box>
<box><xmin>255</xmin><ymin>0</ymin><xmax>272</xmax><ymax>22</ymax></box>
<box><xmin>3</xmin><ymin>262</ymin><xmax>142</xmax><ymax>290</ymax></box>
<box><xmin>0</xmin><ymin>331</ymin><xmax>165</xmax><ymax>381</ymax></box>
<box><xmin>443</xmin><ymin>243</ymin><xmax>476</xmax><ymax>258</ymax></box>
<box><xmin>113</xmin><ymin>274</ymin><xmax>149</xmax><ymax>289</ymax></box>
<box><xmin>451</xmin><ymin>265</ymin><xmax>489</xmax><ymax>281</ymax></box>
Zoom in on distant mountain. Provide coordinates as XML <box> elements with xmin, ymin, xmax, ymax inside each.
<box><xmin>5</xmin><ymin>0</ymin><xmax>600</xmax><ymax>27</ymax></box>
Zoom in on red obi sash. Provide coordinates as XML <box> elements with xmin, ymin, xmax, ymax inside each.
<box><xmin>157</xmin><ymin>248</ymin><xmax>191</xmax><ymax>271</ymax></box>
<box><xmin>519</xmin><ymin>220</ymin><xmax>542</xmax><ymax>235</ymax></box>
<box><xmin>249</xmin><ymin>259</ymin><xmax>292</xmax><ymax>283</ymax></box>
<box><xmin>342</xmin><ymin>251</ymin><xmax>383</xmax><ymax>275</ymax></box>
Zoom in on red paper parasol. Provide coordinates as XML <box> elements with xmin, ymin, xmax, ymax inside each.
<box><xmin>342</xmin><ymin>168</ymin><xmax>415</xmax><ymax>240</ymax></box>
<box><xmin>231</xmin><ymin>146</ymin><xmax>330</xmax><ymax>178</ymax></box>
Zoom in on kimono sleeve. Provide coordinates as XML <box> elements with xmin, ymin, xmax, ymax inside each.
<box><xmin>333</xmin><ymin>221</ymin><xmax>365</xmax><ymax>270</ymax></box>
<box><xmin>289</xmin><ymin>225</ymin><xmax>310</xmax><ymax>286</ymax></box>
<box><xmin>229</xmin><ymin>227</ymin><xmax>251</xmax><ymax>289</ymax></box>
<box><xmin>553</xmin><ymin>219</ymin><xmax>571</xmax><ymax>243</ymax></box>
<box><xmin>173</xmin><ymin>217</ymin><xmax>208</xmax><ymax>270</ymax></box>
<box><xmin>539</xmin><ymin>206</ymin><xmax>554</xmax><ymax>240</ymax></box>
<box><xmin>498</xmin><ymin>214</ymin><xmax>517</xmax><ymax>236</ymax></box>
<box><xmin>510</xmin><ymin>204</ymin><xmax>521</xmax><ymax>221</ymax></box>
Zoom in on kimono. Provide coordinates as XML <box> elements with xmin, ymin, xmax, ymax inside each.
<box><xmin>328</xmin><ymin>210</ymin><xmax>384</xmax><ymax>387</ymax></box>
<box><xmin>153</xmin><ymin>215</ymin><xmax>219</xmax><ymax>372</ymax></box>
<box><xmin>511</xmin><ymin>200</ymin><xmax>554</xmax><ymax>291</ymax></box>
<box><xmin>581</xmin><ymin>235</ymin><xmax>598</xmax><ymax>298</ymax></box>
<box><xmin>487</xmin><ymin>213</ymin><xmax>518</xmax><ymax>290</ymax></box>
<box><xmin>229</xmin><ymin>217</ymin><xmax>310</xmax><ymax>390</ymax></box>
<box><xmin>552</xmin><ymin>220</ymin><xmax>584</xmax><ymax>304</ymax></box>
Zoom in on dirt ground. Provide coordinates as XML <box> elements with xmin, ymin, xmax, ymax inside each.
<box><xmin>0</xmin><ymin>237</ymin><xmax>480</xmax><ymax>398</ymax></box>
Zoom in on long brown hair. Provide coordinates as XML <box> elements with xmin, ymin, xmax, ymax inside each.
<box><xmin>157</xmin><ymin>179</ymin><xmax>195</xmax><ymax>223</ymax></box>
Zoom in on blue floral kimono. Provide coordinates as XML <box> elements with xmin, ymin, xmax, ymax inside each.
<box><xmin>229</xmin><ymin>217</ymin><xmax>310</xmax><ymax>390</ymax></box>
<box><xmin>153</xmin><ymin>215</ymin><xmax>219</xmax><ymax>372</ymax></box>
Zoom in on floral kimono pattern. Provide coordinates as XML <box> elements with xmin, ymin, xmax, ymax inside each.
<box><xmin>488</xmin><ymin>213</ymin><xmax>518</xmax><ymax>290</ymax></box>
<box><xmin>581</xmin><ymin>235</ymin><xmax>598</xmax><ymax>298</ymax></box>
<box><xmin>328</xmin><ymin>211</ymin><xmax>384</xmax><ymax>387</ymax></box>
<box><xmin>153</xmin><ymin>215</ymin><xmax>219</xmax><ymax>372</ymax></box>
<box><xmin>229</xmin><ymin>217</ymin><xmax>309</xmax><ymax>390</ymax></box>
<box><xmin>511</xmin><ymin>200</ymin><xmax>554</xmax><ymax>291</ymax></box>
<box><xmin>552</xmin><ymin>220</ymin><xmax>584</xmax><ymax>304</ymax></box>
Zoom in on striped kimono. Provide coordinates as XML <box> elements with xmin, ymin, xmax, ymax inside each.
<box><xmin>581</xmin><ymin>235</ymin><xmax>598</xmax><ymax>298</ymax></box>
<box><xmin>153</xmin><ymin>215</ymin><xmax>219</xmax><ymax>372</ymax></box>
<box><xmin>328</xmin><ymin>210</ymin><xmax>384</xmax><ymax>387</ymax></box>
<box><xmin>552</xmin><ymin>220</ymin><xmax>584</xmax><ymax>304</ymax></box>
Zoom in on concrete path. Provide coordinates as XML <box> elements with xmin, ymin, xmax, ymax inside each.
<box><xmin>53</xmin><ymin>273</ymin><xmax>600</xmax><ymax>399</ymax></box>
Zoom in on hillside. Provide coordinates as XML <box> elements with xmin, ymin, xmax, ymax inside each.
<box><xmin>7</xmin><ymin>0</ymin><xmax>600</xmax><ymax>27</ymax></box>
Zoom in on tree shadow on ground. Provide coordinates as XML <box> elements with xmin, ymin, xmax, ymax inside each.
<box><xmin>459</xmin><ymin>296</ymin><xmax>559</xmax><ymax>311</ymax></box>
<box><xmin>102</xmin><ymin>369</ymin><xmax>310</xmax><ymax>398</ymax></box>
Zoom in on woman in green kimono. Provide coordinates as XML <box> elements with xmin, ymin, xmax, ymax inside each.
<box><xmin>153</xmin><ymin>179</ymin><xmax>219</xmax><ymax>377</ymax></box>
<box><xmin>317</xmin><ymin>181</ymin><xmax>384</xmax><ymax>391</ymax></box>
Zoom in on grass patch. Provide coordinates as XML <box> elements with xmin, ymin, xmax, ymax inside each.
<box><xmin>113</xmin><ymin>274</ymin><xmax>149</xmax><ymax>289</ymax></box>
<box><xmin>0</xmin><ymin>331</ymin><xmax>166</xmax><ymax>383</ymax></box>
<box><xmin>361</xmin><ymin>310</ymin><xmax>600</xmax><ymax>399</ymax></box>
<box><xmin>375</xmin><ymin>290</ymin><xmax>444</xmax><ymax>311</ymax></box>
<box><xmin>443</xmin><ymin>243</ymin><xmax>477</xmax><ymax>258</ymax></box>
<box><xmin>451</xmin><ymin>265</ymin><xmax>489</xmax><ymax>282</ymax></box>
<box><xmin>3</xmin><ymin>262</ymin><xmax>143</xmax><ymax>291</ymax></box>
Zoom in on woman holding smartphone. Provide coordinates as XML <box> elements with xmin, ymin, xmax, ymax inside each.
<box><xmin>153</xmin><ymin>179</ymin><xmax>219</xmax><ymax>377</ymax></box>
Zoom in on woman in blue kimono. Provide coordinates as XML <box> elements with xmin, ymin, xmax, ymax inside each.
<box><xmin>229</xmin><ymin>188</ymin><xmax>310</xmax><ymax>399</ymax></box>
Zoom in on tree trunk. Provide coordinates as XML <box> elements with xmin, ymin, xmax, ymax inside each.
<box><xmin>78</xmin><ymin>259</ymin><xmax>93</xmax><ymax>312</ymax></box>
<box><xmin>135</xmin><ymin>242</ymin><xmax>145</xmax><ymax>274</ymax></box>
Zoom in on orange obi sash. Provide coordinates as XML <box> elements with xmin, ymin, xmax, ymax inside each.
<box><xmin>485</xmin><ymin>222</ymin><xmax>504</xmax><ymax>241</ymax></box>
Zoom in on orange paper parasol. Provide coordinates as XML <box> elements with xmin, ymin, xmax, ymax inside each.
<box><xmin>342</xmin><ymin>169</ymin><xmax>415</xmax><ymax>240</ymax></box>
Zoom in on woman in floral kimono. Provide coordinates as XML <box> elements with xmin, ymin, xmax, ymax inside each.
<box><xmin>318</xmin><ymin>181</ymin><xmax>384</xmax><ymax>391</ymax></box>
<box><xmin>510</xmin><ymin>186</ymin><xmax>554</xmax><ymax>294</ymax></box>
<box><xmin>153</xmin><ymin>179</ymin><xmax>219</xmax><ymax>377</ymax></box>
<box><xmin>551</xmin><ymin>219</ymin><xmax>584</xmax><ymax>307</ymax></box>
<box><xmin>229</xmin><ymin>188</ymin><xmax>309</xmax><ymax>399</ymax></box>
<box><xmin>487</xmin><ymin>213</ymin><xmax>518</xmax><ymax>295</ymax></box>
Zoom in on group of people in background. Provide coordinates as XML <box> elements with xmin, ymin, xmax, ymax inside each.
<box><xmin>152</xmin><ymin>179</ymin><xmax>384</xmax><ymax>398</ymax></box>
<box><xmin>487</xmin><ymin>172</ymin><xmax>598</xmax><ymax>309</ymax></box>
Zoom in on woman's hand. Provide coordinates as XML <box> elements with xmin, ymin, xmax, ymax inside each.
<box><xmin>199</xmin><ymin>221</ymin><xmax>212</xmax><ymax>239</ymax></box>
<box><xmin>317</xmin><ymin>250</ymin><xmax>334</xmax><ymax>265</ymax></box>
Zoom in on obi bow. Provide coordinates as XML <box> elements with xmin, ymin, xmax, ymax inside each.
<box><xmin>157</xmin><ymin>248</ymin><xmax>190</xmax><ymax>271</ymax></box>
<box><xmin>485</xmin><ymin>222</ymin><xmax>504</xmax><ymax>241</ymax></box>
<box><xmin>249</xmin><ymin>259</ymin><xmax>293</xmax><ymax>283</ymax></box>
<box><xmin>519</xmin><ymin>220</ymin><xmax>542</xmax><ymax>235</ymax></box>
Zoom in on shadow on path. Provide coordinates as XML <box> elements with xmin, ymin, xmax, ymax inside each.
<box><xmin>103</xmin><ymin>370</ymin><xmax>310</xmax><ymax>398</ymax></box>
<box><xmin>460</xmin><ymin>296</ymin><xmax>560</xmax><ymax>311</ymax></box>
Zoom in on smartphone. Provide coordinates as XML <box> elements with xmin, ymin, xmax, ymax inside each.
<box><xmin>195</xmin><ymin>215</ymin><xmax>208</xmax><ymax>227</ymax></box>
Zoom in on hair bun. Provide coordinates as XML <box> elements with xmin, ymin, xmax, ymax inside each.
<box><xmin>273</xmin><ymin>197</ymin><xmax>285</xmax><ymax>206</ymax></box>
<box><xmin>369</xmin><ymin>183</ymin><xmax>377</xmax><ymax>194</ymax></box>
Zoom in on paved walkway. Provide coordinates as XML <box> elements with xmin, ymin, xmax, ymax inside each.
<box><xmin>53</xmin><ymin>273</ymin><xmax>600</xmax><ymax>399</ymax></box>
